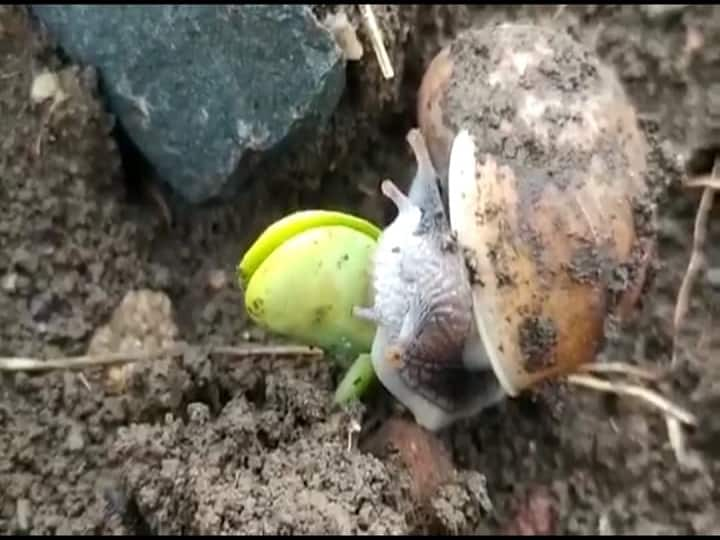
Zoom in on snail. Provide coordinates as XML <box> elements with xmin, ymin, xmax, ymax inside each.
<box><xmin>352</xmin><ymin>128</ymin><xmax>506</xmax><ymax>431</ymax></box>
<box><xmin>354</xmin><ymin>22</ymin><xmax>657</xmax><ymax>431</ymax></box>
<box><xmin>236</xmin><ymin>22</ymin><xmax>698</xmax><ymax>434</ymax></box>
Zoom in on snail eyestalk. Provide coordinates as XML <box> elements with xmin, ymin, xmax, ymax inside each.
<box><xmin>672</xmin><ymin>159</ymin><xmax>718</xmax><ymax>369</ymax></box>
<box><xmin>381</xmin><ymin>179</ymin><xmax>415</xmax><ymax>213</ymax></box>
<box><xmin>406</xmin><ymin>128</ymin><xmax>437</xmax><ymax>190</ymax></box>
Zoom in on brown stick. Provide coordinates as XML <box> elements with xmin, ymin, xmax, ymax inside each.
<box><xmin>0</xmin><ymin>344</ymin><xmax>323</xmax><ymax>372</ymax></box>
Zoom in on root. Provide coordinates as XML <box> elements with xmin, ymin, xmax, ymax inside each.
<box><xmin>664</xmin><ymin>156</ymin><xmax>718</xmax><ymax>467</ymax></box>
<box><xmin>566</xmin><ymin>373</ymin><xmax>697</xmax><ymax>427</ymax></box>
<box><xmin>666</xmin><ymin>416</ymin><xmax>705</xmax><ymax>471</ymax></box>
<box><xmin>578</xmin><ymin>361</ymin><xmax>665</xmax><ymax>381</ymax></box>
<box><xmin>0</xmin><ymin>343</ymin><xmax>323</xmax><ymax>372</ymax></box>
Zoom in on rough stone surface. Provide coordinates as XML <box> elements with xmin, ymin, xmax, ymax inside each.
<box><xmin>30</xmin><ymin>5</ymin><xmax>346</xmax><ymax>204</ymax></box>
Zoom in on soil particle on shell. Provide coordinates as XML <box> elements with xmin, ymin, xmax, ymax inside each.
<box><xmin>462</xmin><ymin>246</ymin><xmax>483</xmax><ymax>286</ymax></box>
<box><xmin>486</xmin><ymin>238</ymin><xmax>515</xmax><ymax>290</ymax></box>
<box><xmin>566</xmin><ymin>244</ymin><xmax>613</xmax><ymax>285</ymax></box>
<box><xmin>517</xmin><ymin>315</ymin><xmax>558</xmax><ymax>373</ymax></box>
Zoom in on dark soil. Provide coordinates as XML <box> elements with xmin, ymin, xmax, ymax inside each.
<box><xmin>1</xmin><ymin>4</ymin><xmax>719</xmax><ymax>535</ymax></box>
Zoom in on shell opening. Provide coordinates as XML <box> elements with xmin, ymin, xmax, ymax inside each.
<box><xmin>447</xmin><ymin>129</ymin><xmax>518</xmax><ymax>397</ymax></box>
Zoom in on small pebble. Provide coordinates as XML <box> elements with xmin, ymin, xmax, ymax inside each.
<box><xmin>30</xmin><ymin>70</ymin><xmax>64</xmax><ymax>103</ymax></box>
<box><xmin>325</xmin><ymin>11</ymin><xmax>364</xmax><ymax>61</ymax></box>
<box><xmin>207</xmin><ymin>269</ymin><xmax>228</xmax><ymax>290</ymax></box>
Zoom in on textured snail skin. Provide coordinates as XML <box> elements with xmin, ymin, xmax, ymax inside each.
<box><xmin>354</xmin><ymin>129</ymin><xmax>504</xmax><ymax>432</ymax></box>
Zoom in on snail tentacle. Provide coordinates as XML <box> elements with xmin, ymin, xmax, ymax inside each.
<box><xmin>381</xmin><ymin>179</ymin><xmax>415</xmax><ymax>213</ymax></box>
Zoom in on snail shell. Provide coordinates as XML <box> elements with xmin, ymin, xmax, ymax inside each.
<box><xmin>418</xmin><ymin>23</ymin><xmax>654</xmax><ymax>396</ymax></box>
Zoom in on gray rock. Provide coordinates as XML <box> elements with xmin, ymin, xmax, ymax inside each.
<box><xmin>31</xmin><ymin>5</ymin><xmax>345</xmax><ymax>203</ymax></box>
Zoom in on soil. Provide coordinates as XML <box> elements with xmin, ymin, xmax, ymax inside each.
<box><xmin>1</xmin><ymin>4</ymin><xmax>719</xmax><ymax>535</ymax></box>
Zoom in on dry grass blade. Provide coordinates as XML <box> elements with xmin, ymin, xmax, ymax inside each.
<box><xmin>0</xmin><ymin>344</ymin><xmax>323</xmax><ymax>372</ymax></box>
<box><xmin>566</xmin><ymin>373</ymin><xmax>697</xmax><ymax>426</ymax></box>
<box><xmin>359</xmin><ymin>5</ymin><xmax>394</xmax><ymax>79</ymax></box>
<box><xmin>683</xmin><ymin>175</ymin><xmax>720</xmax><ymax>190</ymax></box>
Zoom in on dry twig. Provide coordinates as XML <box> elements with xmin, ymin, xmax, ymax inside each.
<box><xmin>0</xmin><ymin>343</ymin><xmax>323</xmax><ymax>373</ymax></box>
<box><xmin>359</xmin><ymin>5</ymin><xmax>394</xmax><ymax>80</ymax></box>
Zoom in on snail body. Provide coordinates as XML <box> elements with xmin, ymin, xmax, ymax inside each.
<box><xmin>354</xmin><ymin>129</ymin><xmax>504</xmax><ymax>431</ymax></box>
<box><xmin>361</xmin><ymin>22</ymin><xmax>654</xmax><ymax>430</ymax></box>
